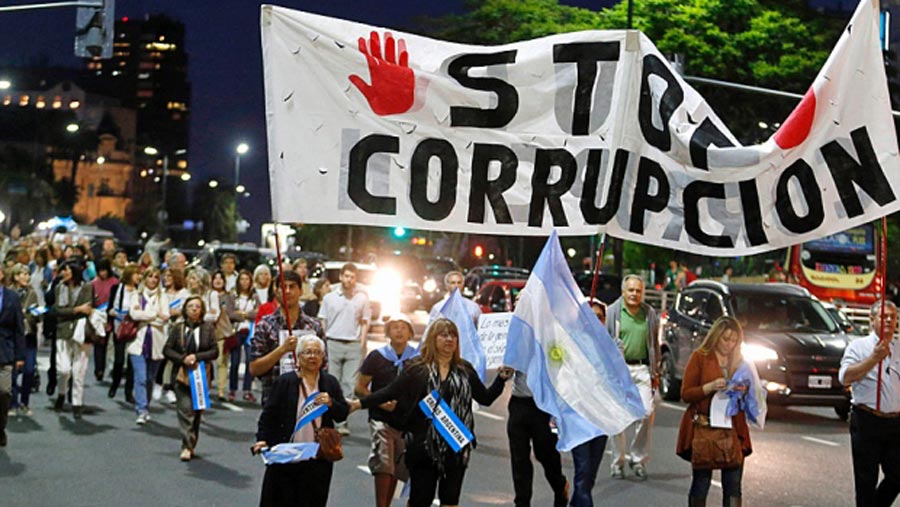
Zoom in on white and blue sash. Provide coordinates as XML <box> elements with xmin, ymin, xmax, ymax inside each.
<box><xmin>189</xmin><ymin>361</ymin><xmax>211</xmax><ymax>411</ymax></box>
<box><xmin>418</xmin><ymin>390</ymin><xmax>474</xmax><ymax>453</ymax></box>
<box><xmin>294</xmin><ymin>392</ymin><xmax>329</xmax><ymax>434</ymax></box>
<box><xmin>27</xmin><ymin>305</ymin><xmax>49</xmax><ymax>316</ymax></box>
<box><xmin>168</xmin><ymin>298</ymin><xmax>183</xmax><ymax>309</ymax></box>
<box><xmin>375</xmin><ymin>344</ymin><xmax>418</xmax><ymax>371</ymax></box>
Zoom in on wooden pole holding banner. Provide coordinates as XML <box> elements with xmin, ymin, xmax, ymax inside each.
<box><xmin>589</xmin><ymin>233</ymin><xmax>607</xmax><ymax>303</ymax></box>
<box><xmin>274</xmin><ymin>228</ymin><xmax>298</xmax><ymax>368</ymax></box>
<box><xmin>877</xmin><ymin>216</ymin><xmax>888</xmax><ymax>411</ymax></box>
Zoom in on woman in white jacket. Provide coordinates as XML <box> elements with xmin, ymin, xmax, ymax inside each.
<box><xmin>128</xmin><ymin>267</ymin><xmax>170</xmax><ymax>425</ymax></box>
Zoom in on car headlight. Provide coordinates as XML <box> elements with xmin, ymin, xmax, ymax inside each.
<box><xmin>423</xmin><ymin>278</ymin><xmax>437</xmax><ymax>293</ymax></box>
<box><xmin>741</xmin><ymin>343</ymin><xmax>778</xmax><ymax>362</ymax></box>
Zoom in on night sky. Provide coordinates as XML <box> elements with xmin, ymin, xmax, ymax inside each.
<box><xmin>0</xmin><ymin>0</ymin><xmax>619</xmax><ymax>241</ymax></box>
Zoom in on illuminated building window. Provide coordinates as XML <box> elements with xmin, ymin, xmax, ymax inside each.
<box><xmin>112</xmin><ymin>70</ymin><xmax>121</xmax><ymax>76</ymax></box>
<box><xmin>35</xmin><ymin>96</ymin><xmax>46</xmax><ymax>108</ymax></box>
<box><xmin>177</xmin><ymin>160</ymin><xmax>187</xmax><ymax>169</ymax></box>
<box><xmin>137</xmin><ymin>90</ymin><xmax>153</xmax><ymax>98</ymax></box>
<box><xmin>159</xmin><ymin>35</ymin><xmax>165</xmax><ymax>42</ymax></box>
<box><xmin>2</xmin><ymin>96</ymin><xmax>11</xmax><ymax>106</ymax></box>
<box><xmin>119</xmin><ymin>61</ymin><xmax>126</xmax><ymax>66</ymax></box>
<box><xmin>155</xmin><ymin>64</ymin><xmax>161</xmax><ymax>70</ymax></box>
<box><xmin>138</xmin><ymin>72</ymin><xmax>150</xmax><ymax>79</ymax></box>
<box><xmin>18</xmin><ymin>95</ymin><xmax>28</xmax><ymax>106</ymax></box>
<box><xmin>52</xmin><ymin>96</ymin><xmax>62</xmax><ymax>108</ymax></box>
<box><xmin>166</xmin><ymin>101</ymin><xmax>187</xmax><ymax>111</ymax></box>
<box><xmin>171</xmin><ymin>113</ymin><xmax>181</xmax><ymax>120</ymax></box>
<box><xmin>69</xmin><ymin>100</ymin><xmax>81</xmax><ymax>109</ymax></box>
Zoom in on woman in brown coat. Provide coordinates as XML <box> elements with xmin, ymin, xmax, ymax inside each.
<box><xmin>676</xmin><ymin>317</ymin><xmax>752</xmax><ymax>507</ymax></box>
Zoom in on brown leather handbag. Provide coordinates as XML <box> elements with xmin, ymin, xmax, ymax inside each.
<box><xmin>690</xmin><ymin>417</ymin><xmax>743</xmax><ymax>470</ymax></box>
<box><xmin>313</xmin><ymin>424</ymin><xmax>344</xmax><ymax>462</ymax></box>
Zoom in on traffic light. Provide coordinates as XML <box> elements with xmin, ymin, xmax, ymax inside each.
<box><xmin>473</xmin><ymin>245</ymin><xmax>484</xmax><ymax>258</ymax></box>
<box><xmin>75</xmin><ymin>0</ymin><xmax>115</xmax><ymax>59</ymax></box>
<box><xmin>392</xmin><ymin>226</ymin><xmax>407</xmax><ymax>238</ymax></box>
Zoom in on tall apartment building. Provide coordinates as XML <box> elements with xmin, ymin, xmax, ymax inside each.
<box><xmin>83</xmin><ymin>14</ymin><xmax>192</xmax><ymax>227</ymax></box>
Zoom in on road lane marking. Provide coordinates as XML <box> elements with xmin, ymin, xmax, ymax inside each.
<box><xmin>801</xmin><ymin>436</ymin><xmax>840</xmax><ymax>447</ymax></box>
<box><xmin>712</xmin><ymin>480</ymin><xmax>722</xmax><ymax>488</ymax></box>
<box><xmin>660</xmin><ymin>402</ymin><xmax>685</xmax><ymax>411</ymax></box>
<box><xmin>475</xmin><ymin>411</ymin><xmax>505</xmax><ymax>421</ymax></box>
<box><xmin>219</xmin><ymin>402</ymin><xmax>244</xmax><ymax>412</ymax></box>
<box><xmin>357</xmin><ymin>465</ymin><xmax>371</xmax><ymax>475</ymax></box>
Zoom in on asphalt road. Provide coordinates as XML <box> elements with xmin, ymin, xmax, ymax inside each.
<box><xmin>1</xmin><ymin>319</ymin><xmax>862</xmax><ymax>507</ymax></box>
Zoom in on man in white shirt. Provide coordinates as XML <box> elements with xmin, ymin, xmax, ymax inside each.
<box><xmin>319</xmin><ymin>263</ymin><xmax>371</xmax><ymax>435</ymax></box>
<box><xmin>428</xmin><ymin>271</ymin><xmax>481</xmax><ymax>326</ymax></box>
<box><xmin>839</xmin><ymin>300</ymin><xmax>900</xmax><ymax>507</ymax></box>
<box><xmin>220</xmin><ymin>254</ymin><xmax>238</xmax><ymax>292</ymax></box>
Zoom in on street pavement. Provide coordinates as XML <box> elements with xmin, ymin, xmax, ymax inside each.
<box><xmin>1</xmin><ymin>314</ymin><xmax>858</xmax><ymax>507</ymax></box>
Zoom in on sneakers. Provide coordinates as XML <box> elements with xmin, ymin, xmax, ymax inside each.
<box><xmin>632</xmin><ymin>463</ymin><xmax>648</xmax><ymax>481</ymax></box>
<box><xmin>136</xmin><ymin>412</ymin><xmax>150</xmax><ymax>425</ymax></box>
<box><xmin>336</xmin><ymin>424</ymin><xmax>351</xmax><ymax>436</ymax></box>
<box><xmin>53</xmin><ymin>395</ymin><xmax>65</xmax><ymax>412</ymax></box>
<box><xmin>610</xmin><ymin>464</ymin><xmax>625</xmax><ymax>479</ymax></box>
<box><xmin>73</xmin><ymin>406</ymin><xmax>84</xmax><ymax>420</ymax></box>
<box><xmin>165</xmin><ymin>390</ymin><xmax>177</xmax><ymax>404</ymax></box>
<box><xmin>242</xmin><ymin>392</ymin><xmax>257</xmax><ymax>403</ymax></box>
<box><xmin>152</xmin><ymin>385</ymin><xmax>163</xmax><ymax>401</ymax></box>
<box><xmin>227</xmin><ymin>391</ymin><xmax>236</xmax><ymax>402</ymax></box>
<box><xmin>17</xmin><ymin>406</ymin><xmax>33</xmax><ymax>417</ymax></box>
<box><xmin>180</xmin><ymin>448</ymin><xmax>192</xmax><ymax>462</ymax></box>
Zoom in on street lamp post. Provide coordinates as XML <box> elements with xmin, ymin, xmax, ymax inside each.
<box><xmin>234</xmin><ymin>142</ymin><xmax>249</xmax><ymax>189</ymax></box>
<box><xmin>145</xmin><ymin>147</ymin><xmax>186</xmax><ymax>233</ymax></box>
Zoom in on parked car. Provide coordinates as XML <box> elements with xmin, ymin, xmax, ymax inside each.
<box><xmin>474</xmin><ymin>279</ymin><xmax>527</xmax><ymax>314</ymax></box>
<box><xmin>463</xmin><ymin>265</ymin><xmax>530</xmax><ymax>298</ymax></box>
<box><xmin>189</xmin><ymin>242</ymin><xmax>262</xmax><ymax>272</ymax></box>
<box><xmin>572</xmin><ymin>270</ymin><xmax>622</xmax><ymax>305</ymax></box>
<box><xmin>660</xmin><ymin>281</ymin><xmax>853</xmax><ymax>420</ymax></box>
<box><xmin>820</xmin><ymin>301</ymin><xmax>867</xmax><ymax>337</ymax></box>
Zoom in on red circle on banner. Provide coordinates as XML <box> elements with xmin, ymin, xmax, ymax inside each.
<box><xmin>774</xmin><ymin>88</ymin><xmax>817</xmax><ymax>149</ymax></box>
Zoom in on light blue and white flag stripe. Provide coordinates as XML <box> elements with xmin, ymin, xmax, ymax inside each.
<box><xmin>294</xmin><ymin>393</ymin><xmax>329</xmax><ymax>433</ymax></box>
<box><xmin>189</xmin><ymin>361</ymin><xmax>211</xmax><ymax>411</ymax></box>
<box><xmin>504</xmin><ymin>231</ymin><xmax>646</xmax><ymax>452</ymax></box>
<box><xmin>260</xmin><ymin>442</ymin><xmax>320</xmax><ymax>465</ymax></box>
<box><xmin>28</xmin><ymin>305</ymin><xmax>49</xmax><ymax>316</ymax></box>
<box><xmin>437</xmin><ymin>290</ymin><xmax>486</xmax><ymax>382</ymax></box>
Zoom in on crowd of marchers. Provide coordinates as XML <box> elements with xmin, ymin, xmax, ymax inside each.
<box><xmin>0</xmin><ymin>230</ymin><xmax>897</xmax><ymax>507</ymax></box>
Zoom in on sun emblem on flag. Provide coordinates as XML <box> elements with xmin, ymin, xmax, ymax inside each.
<box><xmin>548</xmin><ymin>343</ymin><xmax>565</xmax><ymax>365</ymax></box>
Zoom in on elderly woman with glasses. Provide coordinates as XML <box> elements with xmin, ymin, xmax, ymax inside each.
<box><xmin>251</xmin><ymin>335</ymin><xmax>349</xmax><ymax>507</ymax></box>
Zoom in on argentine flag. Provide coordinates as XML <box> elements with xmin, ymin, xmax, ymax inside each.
<box><xmin>504</xmin><ymin>231</ymin><xmax>646</xmax><ymax>451</ymax></box>
<box><xmin>433</xmin><ymin>290</ymin><xmax>487</xmax><ymax>382</ymax></box>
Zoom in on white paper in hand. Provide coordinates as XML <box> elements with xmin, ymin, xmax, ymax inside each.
<box><xmin>710</xmin><ymin>391</ymin><xmax>733</xmax><ymax>429</ymax></box>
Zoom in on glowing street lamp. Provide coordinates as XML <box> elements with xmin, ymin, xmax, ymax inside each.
<box><xmin>208</xmin><ymin>179</ymin><xmax>219</xmax><ymax>189</ymax></box>
<box><xmin>66</xmin><ymin>123</ymin><xmax>79</xmax><ymax>133</ymax></box>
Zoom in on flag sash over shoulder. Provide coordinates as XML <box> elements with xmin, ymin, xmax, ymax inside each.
<box><xmin>190</xmin><ymin>361</ymin><xmax>211</xmax><ymax>411</ymax></box>
<box><xmin>295</xmin><ymin>393</ymin><xmax>329</xmax><ymax>433</ymax></box>
<box><xmin>504</xmin><ymin>231</ymin><xmax>646</xmax><ymax>451</ymax></box>
<box><xmin>261</xmin><ymin>0</ymin><xmax>900</xmax><ymax>255</ymax></box>
<box><xmin>418</xmin><ymin>390</ymin><xmax>475</xmax><ymax>453</ymax></box>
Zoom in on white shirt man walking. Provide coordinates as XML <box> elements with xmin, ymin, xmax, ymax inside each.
<box><xmin>428</xmin><ymin>271</ymin><xmax>481</xmax><ymax>326</ymax></box>
<box><xmin>839</xmin><ymin>300</ymin><xmax>900</xmax><ymax>507</ymax></box>
<box><xmin>319</xmin><ymin>262</ymin><xmax>371</xmax><ymax>435</ymax></box>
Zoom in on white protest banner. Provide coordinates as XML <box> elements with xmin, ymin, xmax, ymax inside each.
<box><xmin>477</xmin><ymin>312</ymin><xmax>512</xmax><ymax>370</ymax></box>
<box><xmin>261</xmin><ymin>0</ymin><xmax>900</xmax><ymax>256</ymax></box>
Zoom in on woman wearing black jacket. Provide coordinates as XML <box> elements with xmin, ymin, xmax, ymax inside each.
<box><xmin>352</xmin><ymin>318</ymin><xmax>513</xmax><ymax>507</ymax></box>
<box><xmin>163</xmin><ymin>296</ymin><xmax>218</xmax><ymax>461</ymax></box>
<box><xmin>252</xmin><ymin>335</ymin><xmax>349</xmax><ymax>507</ymax></box>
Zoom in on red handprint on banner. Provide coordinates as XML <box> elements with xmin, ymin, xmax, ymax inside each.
<box><xmin>349</xmin><ymin>31</ymin><xmax>415</xmax><ymax>116</ymax></box>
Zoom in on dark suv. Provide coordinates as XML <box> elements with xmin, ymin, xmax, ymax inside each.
<box><xmin>660</xmin><ymin>281</ymin><xmax>852</xmax><ymax>420</ymax></box>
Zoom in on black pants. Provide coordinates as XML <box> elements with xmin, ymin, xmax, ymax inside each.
<box><xmin>109</xmin><ymin>339</ymin><xmax>134</xmax><ymax>396</ymax></box>
<box><xmin>94</xmin><ymin>338</ymin><xmax>107</xmax><ymax>379</ymax></box>
<box><xmin>507</xmin><ymin>396</ymin><xmax>568</xmax><ymax>507</ymax></box>
<box><xmin>407</xmin><ymin>455</ymin><xmax>466</xmax><ymax>507</ymax></box>
<box><xmin>850</xmin><ymin>407</ymin><xmax>900</xmax><ymax>506</ymax></box>
<box><xmin>260</xmin><ymin>460</ymin><xmax>333</xmax><ymax>507</ymax></box>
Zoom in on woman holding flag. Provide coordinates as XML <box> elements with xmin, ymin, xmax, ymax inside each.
<box><xmin>163</xmin><ymin>295</ymin><xmax>217</xmax><ymax>461</ymax></box>
<box><xmin>252</xmin><ymin>334</ymin><xmax>349</xmax><ymax>507</ymax></box>
<box><xmin>676</xmin><ymin>316</ymin><xmax>765</xmax><ymax>507</ymax></box>
<box><xmin>351</xmin><ymin>318</ymin><xmax>513</xmax><ymax>507</ymax></box>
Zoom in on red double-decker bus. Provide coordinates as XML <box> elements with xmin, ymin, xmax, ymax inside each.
<box><xmin>785</xmin><ymin>224</ymin><xmax>881</xmax><ymax>305</ymax></box>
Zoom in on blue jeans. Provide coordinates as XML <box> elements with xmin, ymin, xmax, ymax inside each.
<box><xmin>129</xmin><ymin>355</ymin><xmax>161</xmax><ymax>415</ymax></box>
<box><xmin>229</xmin><ymin>343</ymin><xmax>253</xmax><ymax>392</ymax></box>
<box><xmin>12</xmin><ymin>345</ymin><xmax>37</xmax><ymax>408</ymax></box>
<box><xmin>570</xmin><ymin>435</ymin><xmax>608</xmax><ymax>507</ymax></box>
<box><xmin>689</xmin><ymin>466</ymin><xmax>743</xmax><ymax>500</ymax></box>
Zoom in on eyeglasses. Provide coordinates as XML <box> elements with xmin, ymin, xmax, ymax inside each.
<box><xmin>299</xmin><ymin>350</ymin><xmax>323</xmax><ymax>357</ymax></box>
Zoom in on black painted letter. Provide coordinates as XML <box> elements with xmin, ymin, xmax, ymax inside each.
<box><xmin>529</xmin><ymin>149</ymin><xmax>577</xmax><ymax>227</ymax></box>
<box><xmin>638</xmin><ymin>54</ymin><xmax>684</xmax><ymax>153</ymax></box>
<box><xmin>581</xmin><ymin>149</ymin><xmax>629</xmax><ymax>225</ymax></box>
<box><xmin>552</xmin><ymin>41</ymin><xmax>620</xmax><ymax>135</ymax></box>
<box><xmin>822</xmin><ymin>126</ymin><xmax>896</xmax><ymax>218</ymax></box>
<box><xmin>410</xmin><ymin>138</ymin><xmax>458</xmax><ymax>221</ymax></box>
<box><xmin>449</xmin><ymin>51</ymin><xmax>519</xmax><ymax>128</ymax></box>
<box><xmin>629</xmin><ymin>157</ymin><xmax>670</xmax><ymax>234</ymax></box>
<box><xmin>348</xmin><ymin>134</ymin><xmax>398</xmax><ymax>215</ymax></box>
<box><xmin>683</xmin><ymin>181</ymin><xmax>733</xmax><ymax>248</ymax></box>
<box><xmin>775</xmin><ymin>159</ymin><xmax>824</xmax><ymax>233</ymax></box>
<box><xmin>468</xmin><ymin>143</ymin><xmax>518</xmax><ymax>224</ymax></box>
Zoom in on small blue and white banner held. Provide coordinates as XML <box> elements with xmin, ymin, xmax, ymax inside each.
<box><xmin>261</xmin><ymin>442</ymin><xmax>320</xmax><ymax>465</ymax></box>
<box><xmin>169</xmin><ymin>298</ymin><xmax>183</xmax><ymax>309</ymax></box>
<box><xmin>27</xmin><ymin>305</ymin><xmax>49</xmax><ymax>316</ymax></box>
<box><xmin>245</xmin><ymin>321</ymin><xmax>255</xmax><ymax>346</ymax></box>
<box><xmin>418</xmin><ymin>390</ymin><xmax>474</xmax><ymax>453</ymax></box>
<box><xmin>97</xmin><ymin>302</ymin><xmax>109</xmax><ymax>312</ymax></box>
<box><xmin>294</xmin><ymin>393</ymin><xmax>329</xmax><ymax>433</ymax></box>
<box><xmin>189</xmin><ymin>361</ymin><xmax>211</xmax><ymax>411</ymax></box>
